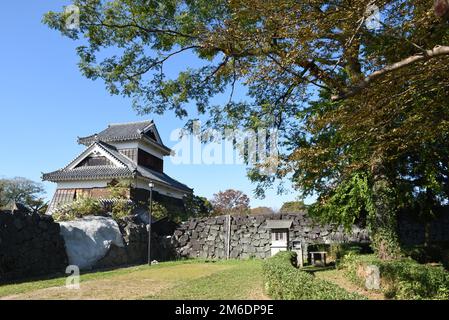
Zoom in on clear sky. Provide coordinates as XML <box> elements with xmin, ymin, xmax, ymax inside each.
<box><xmin>0</xmin><ymin>1</ymin><xmax>305</xmax><ymax>210</ymax></box>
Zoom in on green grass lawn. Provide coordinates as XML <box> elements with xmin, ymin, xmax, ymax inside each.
<box><xmin>0</xmin><ymin>259</ymin><xmax>267</xmax><ymax>300</ymax></box>
<box><xmin>151</xmin><ymin>259</ymin><xmax>266</xmax><ymax>300</ymax></box>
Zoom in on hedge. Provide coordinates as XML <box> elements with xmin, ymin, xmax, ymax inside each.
<box><xmin>341</xmin><ymin>252</ymin><xmax>449</xmax><ymax>300</ymax></box>
<box><xmin>263</xmin><ymin>251</ymin><xmax>365</xmax><ymax>300</ymax></box>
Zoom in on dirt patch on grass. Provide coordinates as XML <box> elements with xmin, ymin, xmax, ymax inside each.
<box><xmin>315</xmin><ymin>269</ymin><xmax>384</xmax><ymax>300</ymax></box>
<box><xmin>2</xmin><ymin>263</ymin><xmax>231</xmax><ymax>300</ymax></box>
<box><xmin>246</xmin><ymin>286</ymin><xmax>271</xmax><ymax>300</ymax></box>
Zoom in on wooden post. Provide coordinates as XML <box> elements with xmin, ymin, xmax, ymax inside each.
<box><xmin>226</xmin><ymin>214</ymin><xmax>231</xmax><ymax>260</ymax></box>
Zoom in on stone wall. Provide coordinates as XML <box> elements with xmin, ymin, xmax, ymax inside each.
<box><xmin>398</xmin><ymin>211</ymin><xmax>449</xmax><ymax>246</ymax></box>
<box><xmin>94</xmin><ymin>217</ymin><xmax>175</xmax><ymax>269</ymax></box>
<box><xmin>0</xmin><ymin>210</ymin><xmax>68</xmax><ymax>283</ymax></box>
<box><xmin>172</xmin><ymin>213</ymin><xmax>370</xmax><ymax>259</ymax></box>
<box><xmin>0</xmin><ymin>212</ymin><xmax>175</xmax><ymax>282</ymax></box>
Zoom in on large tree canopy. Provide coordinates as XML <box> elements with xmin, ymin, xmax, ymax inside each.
<box><xmin>211</xmin><ymin>189</ymin><xmax>250</xmax><ymax>215</ymax></box>
<box><xmin>44</xmin><ymin>1</ymin><xmax>449</xmax><ymax>258</ymax></box>
<box><xmin>44</xmin><ymin>0</ymin><xmax>449</xmax><ymax>175</ymax></box>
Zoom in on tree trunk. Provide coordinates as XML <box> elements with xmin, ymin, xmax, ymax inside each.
<box><xmin>370</xmin><ymin>155</ymin><xmax>402</xmax><ymax>260</ymax></box>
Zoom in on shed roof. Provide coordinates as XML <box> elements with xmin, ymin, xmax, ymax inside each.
<box><xmin>265</xmin><ymin>220</ymin><xmax>293</xmax><ymax>229</ymax></box>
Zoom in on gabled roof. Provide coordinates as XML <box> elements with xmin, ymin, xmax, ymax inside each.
<box><xmin>77</xmin><ymin>120</ymin><xmax>171</xmax><ymax>154</ymax></box>
<box><xmin>43</xmin><ymin>141</ymin><xmax>192</xmax><ymax>193</ymax></box>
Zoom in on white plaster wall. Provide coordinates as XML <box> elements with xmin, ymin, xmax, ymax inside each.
<box><xmin>56</xmin><ymin>180</ymin><xmax>110</xmax><ymax>189</ymax></box>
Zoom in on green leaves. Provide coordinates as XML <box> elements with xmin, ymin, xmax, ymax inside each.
<box><xmin>341</xmin><ymin>253</ymin><xmax>449</xmax><ymax>300</ymax></box>
<box><xmin>43</xmin><ymin>1</ymin><xmax>449</xmax><ymax>229</ymax></box>
<box><xmin>263</xmin><ymin>251</ymin><xmax>365</xmax><ymax>300</ymax></box>
<box><xmin>309</xmin><ymin>172</ymin><xmax>373</xmax><ymax>230</ymax></box>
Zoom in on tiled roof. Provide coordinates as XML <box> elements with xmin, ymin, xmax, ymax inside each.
<box><xmin>265</xmin><ymin>220</ymin><xmax>293</xmax><ymax>229</ymax></box>
<box><xmin>42</xmin><ymin>166</ymin><xmax>134</xmax><ymax>181</ymax></box>
<box><xmin>43</xmin><ymin>141</ymin><xmax>192</xmax><ymax>192</ymax></box>
<box><xmin>77</xmin><ymin>120</ymin><xmax>169</xmax><ymax>150</ymax></box>
<box><xmin>137</xmin><ymin>165</ymin><xmax>192</xmax><ymax>192</ymax></box>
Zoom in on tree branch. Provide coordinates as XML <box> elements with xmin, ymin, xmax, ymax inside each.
<box><xmin>331</xmin><ymin>45</ymin><xmax>449</xmax><ymax>101</ymax></box>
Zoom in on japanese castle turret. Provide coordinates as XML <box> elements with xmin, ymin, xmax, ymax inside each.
<box><xmin>43</xmin><ymin>120</ymin><xmax>192</xmax><ymax>215</ymax></box>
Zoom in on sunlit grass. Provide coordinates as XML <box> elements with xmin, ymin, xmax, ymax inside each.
<box><xmin>0</xmin><ymin>259</ymin><xmax>266</xmax><ymax>300</ymax></box>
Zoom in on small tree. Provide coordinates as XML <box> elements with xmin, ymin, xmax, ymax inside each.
<box><xmin>211</xmin><ymin>189</ymin><xmax>250</xmax><ymax>216</ymax></box>
<box><xmin>184</xmin><ymin>194</ymin><xmax>214</xmax><ymax>218</ymax></box>
<box><xmin>0</xmin><ymin>177</ymin><xmax>47</xmax><ymax>213</ymax></box>
<box><xmin>279</xmin><ymin>201</ymin><xmax>307</xmax><ymax>213</ymax></box>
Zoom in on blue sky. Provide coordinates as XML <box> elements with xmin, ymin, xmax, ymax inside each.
<box><xmin>0</xmin><ymin>1</ymin><xmax>305</xmax><ymax>210</ymax></box>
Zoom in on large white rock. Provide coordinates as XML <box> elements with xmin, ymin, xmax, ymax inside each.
<box><xmin>59</xmin><ymin>216</ymin><xmax>124</xmax><ymax>270</ymax></box>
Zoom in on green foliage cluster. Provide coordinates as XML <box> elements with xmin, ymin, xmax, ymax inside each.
<box><xmin>279</xmin><ymin>201</ymin><xmax>306</xmax><ymax>213</ymax></box>
<box><xmin>107</xmin><ymin>180</ymin><xmax>133</xmax><ymax>221</ymax></box>
<box><xmin>309</xmin><ymin>172</ymin><xmax>402</xmax><ymax>259</ymax></box>
<box><xmin>184</xmin><ymin>194</ymin><xmax>214</xmax><ymax>218</ymax></box>
<box><xmin>151</xmin><ymin>201</ymin><xmax>169</xmax><ymax>221</ymax></box>
<box><xmin>111</xmin><ymin>200</ymin><xmax>133</xmax><ymax>221</ymax></box>
<box><xmin>309</xmin><ymin>173</ymin><xmax>372</xmax><ymax>230</ymax></box>
<box><xmin>107</xmin><ymin>180</ymin><xmax>131</xmax><ymax>199</ymax></box>
<box><xmin>279</xmin><ymin>201</ymin><xmax>303</xmax><ymax>214</ymax></box>
<box><xmin>341</xmin><ymin>253</ymin><xmax>449</xmax><ymax>300</ymax></box>
<box><xmin>263</xmin><ymin>251</ymin><xmax>364</xmax><ymax>300</ymax></box>
<box><xmin>53</xmin><ymin>197</ymin><xmax>105</xmax><ymax>222</ymax></box>
<box><xmin>326</xmin><ymin>243</ymin><xmax>369</xmax><ymax>267</ymax></box>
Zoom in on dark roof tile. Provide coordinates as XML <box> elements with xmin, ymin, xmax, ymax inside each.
<box><xmin>43</xmin><ymin>166</ymin><xmax>133</xmax><ymax>181</ymax></box>
<box><xmin>78</xmin><ymin>120</ymin><xmax>153</xmax><ymax>144</ymax></box>
<box><xmin>43</xmin><ymin>142</ymin><xmax>192</xmax><ymax>192</ymax></box>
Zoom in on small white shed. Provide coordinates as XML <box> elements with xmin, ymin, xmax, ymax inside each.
<box><xmin>265</xmin><ymin>220</ymin><xmax>293</xmax><ymax>257</ymax></box>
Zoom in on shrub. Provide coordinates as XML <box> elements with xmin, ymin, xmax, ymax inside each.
<box><xmin>111</xmin><ymin>199</ymin><xmax>133</xmax><ymax>221</ymax></box>
<box><xmin>341</xmin><ymin>253</ymin><xmax>449</xmax><ymax>300</ymax></box>
<box><xmin>107</xmin><ymin>180</ymin><xmax>131</xmax><ymax>199</ymax></box>
<box><xmin>306</xmin><ymin>243</ymin><xmax>371</xmax><ymax>267</ymax></box>
<box><xmin>151</xmin><ymin>201</ymin><xmax>169</xmax><ymax>221</ymax></box>
<box><xmin>53</xmin><ymin>197</ymin><xmax>105</xmax><ymax>221</ymax></box>
<box><xmin>263</xmin><ymin>251</ymin><xmax>364</xmax><ymax>300</ymax></box>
